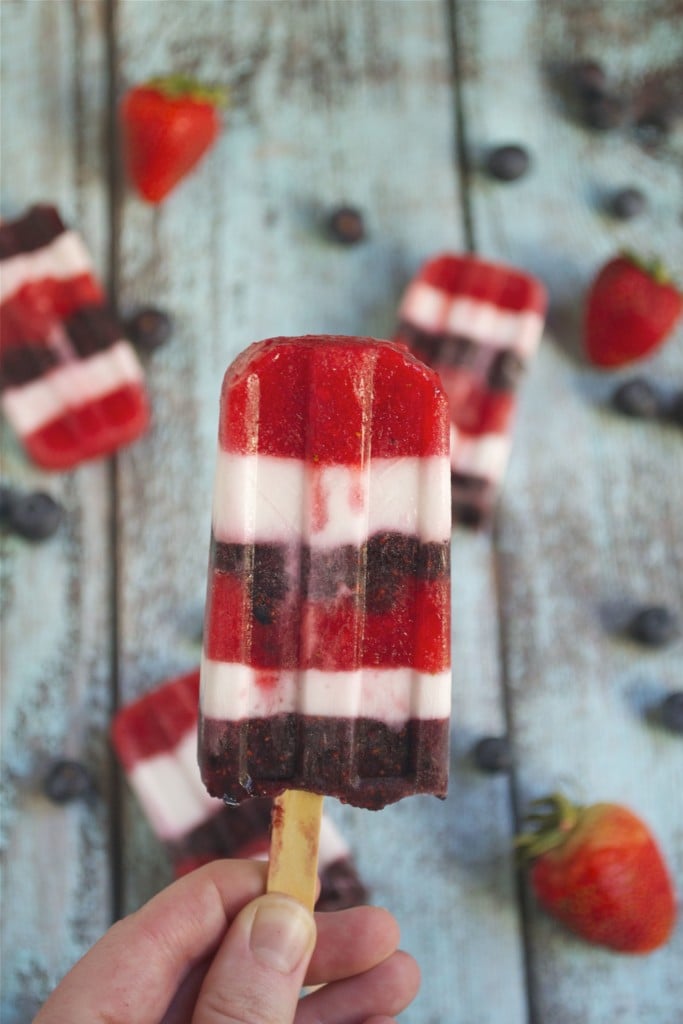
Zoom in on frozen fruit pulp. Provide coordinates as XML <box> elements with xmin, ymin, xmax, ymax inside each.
<box><xmin>199</xmin><ymin>714</ymin><xmax>449</xmax><ymax>810</ymax></box>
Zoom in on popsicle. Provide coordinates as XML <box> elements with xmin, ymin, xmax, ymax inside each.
<box><xmin>199</xmin><ymin>334</ymin><xmax>451</xmax><ymax>844</ymax></box>
<box><xmin>0</xmin><ymin>204</ymin><xmax>149</xmax><ymax>469</ymax></box>
<box><xmin>395</xmin><ymin>253</ymin><xmax>546</xmax><ymax>526</ymax></box>
<box><xmin>112</xmin><ymin>669</ymin><xmax>369</xmax><ymax>910</ymax></box>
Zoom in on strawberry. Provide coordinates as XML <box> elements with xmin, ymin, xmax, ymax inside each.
<box><xmin>516</xmin><ymin>793</ymin><xmax>677</xmax><ymax>953</ymax></box>
<box><xmin>120</xmin><ymin>75</ymin><xmax>226</xmax><ymax>203</ymax></box>
<box><xmin>585</xmin><ymin>252</ymin><xmax>682</xmax><ymax>367</ymax></box>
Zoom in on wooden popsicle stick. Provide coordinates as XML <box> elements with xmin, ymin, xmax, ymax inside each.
<box><xmin>267</xmin><ymin>789</ymin><xmax>324</xmax><ymax>912</ymax></box>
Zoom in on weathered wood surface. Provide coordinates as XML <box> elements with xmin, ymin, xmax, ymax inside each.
<box><xmin>458</xmin><ymin>2</ymin><xmax>683</xmax><ymax>1021</ymax></box>
<box><xmin>1</xmin><ymin>3</ymin><xmax>114</xmax><ymax>1022</ymax></box>
<box><xmin>1</xmin><ymin>2</ymin><xmax>681</xmax><ymax>1022</ymax></box>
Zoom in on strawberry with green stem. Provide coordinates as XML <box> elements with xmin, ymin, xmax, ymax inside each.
<box><xmin>517</xmin><ymin>793</ymin><xmax>677</xmax><ymax>953</ymax></box>
<box><xmin>120</xmin><ymin>75</ymin><xmax>227</xmax><ymax>204</ymax></box>
<box><xmin>585</xmin><ymin>252</ymin><xmax>682</xmax><ymax>368</ymax></box>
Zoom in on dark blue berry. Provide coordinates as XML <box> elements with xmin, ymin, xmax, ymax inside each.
<box><xmin>634</xmin><ymin>113</ymin><xmax>670</xmax><ymax>150</ymax></box>
<box><xmin>0</xmin><ymin>485</ymin><xmax>18</xmax><ymax>524</ymax></box>
<box><xmin>660</xmin><ymin>692</ymin><xmax>683</xmax><ymax>734</ymax></box>
<box><xmin>472</xmin><ymin>735</ymin><xmax>512</xmax><ymax>773</ymax></box>
<box><xmin>610</xmin><ymin>188</ymin><xmax>647</xmax><ymax>220</ymax></box>
<box><xmin>43</xmin><ymin>760</ymin><xmax>96</xmax><ymax>803</ymax></box>
<box><xmin>126</xmin><ymin>307</ymin><xmax>173</xmax><ymax>353</ymax></box>
<box><xmin>582</xmin><ymin>93</ymin><xmax>624</xmax><ymax>131</ymax></box>
<box><xmin>628</xmin><ymin>606</ymin><xmax>679</xmax><ymax>647</ymax></box>
<box><xmin>8</xmin><ymin>491</ymin><xmax>63</xmax><ymax>541</ymax></box>
<box><xmin>486</xmin><ymin>145</ymin><xmax>530</xmax><ymax>182</ymax></box>
<box><xmin>572</xmin><ymin>60</ymin><xmax>607</xmax><ymax>100</ymax></box>
<box><xmin>253</xmin><ymin>603</ymin><xmax>275</xmax><ymax>625</ymax></box>
<box><xmin>666</xmin><ymin>390</ymin><xmax>683</xmax><ymax>427</ymax></box>
<box><xmin>489</xmin><ymin>351</ymin><xmax>525</xmax><ymax>391</ymax></box>
<box><xmin>326</xmin><ymin>206</ymin><xmax>366</xmax><ymax>245</ymax></box>
<box><xmin>612</xmin><ymin>378</ymin><xmax>661</xmax><ymax>419</ymax></box>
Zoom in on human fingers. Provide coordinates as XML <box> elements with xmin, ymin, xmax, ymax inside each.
<box><xmin>35</xmin><ymin>860</ymin><xmax>267</xmax><ymax>1024</ymax></box>
<box><xmin>161</xmin><ymin>958</ymin><xmax>209</xmax><ymax>1024</ymax></box>
<box><xmin>296</xmin><ymin>950</ymin><xmax>420</xmax><ymax>1024</ymax></box>
<box><xmin>305</xmin><ymin>906</ymin><xmax>400</xmax><ymax>986</ymax></box>
<box><xmin>192</xmin><ymin>892</ymin><xmax>316</xmax><ymax>1024</ymax></box>
<box><xmin>162</xmin><ymin>902</ymin><xmax>399</xmax><ymax>1023</ymax></box>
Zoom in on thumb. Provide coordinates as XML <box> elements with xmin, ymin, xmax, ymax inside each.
<box><xmin>193</xmin><ymin>892</ymin><xmax>316</xmax><ymax>1024</ymax></box>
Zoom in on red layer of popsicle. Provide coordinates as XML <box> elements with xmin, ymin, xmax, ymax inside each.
<box><xmin>204</xmin><ymin>568</ymin><xmax>450</xmax><ymax>672</ymax></box>
<box><xmin>219</xmin><ymin>336</ymin><xmax>449</xmax><ymax>461</ymax></box>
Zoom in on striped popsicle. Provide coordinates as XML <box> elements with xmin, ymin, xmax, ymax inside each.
<box><xmin>0</xmin><ymin>205</ymin><xmax>149</xmax><ymax>469</ymax></box>
<box><xmin>396</xmin><ymin>253</ymin><xmax>547</xmax><ymax>527</ymax></box>
<box><xmin>199</xmin><ymin>335</ymin><xmax>452</xmax><ymax>811</ymax></box>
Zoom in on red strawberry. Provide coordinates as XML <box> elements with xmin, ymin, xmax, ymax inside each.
<box><xmin>516</xmin><ymin>793</ymin><xmax>677</xmax><ymax>953</ymax></box>
<box><xmin>585</xmin><ymin>253</ymin><xmax>682</xmax><ymax>367</ymax></box>
<box><xmin>120</xmin><ymin>76</ymin><xmax>226</xmax><ymax>204</ymax></box>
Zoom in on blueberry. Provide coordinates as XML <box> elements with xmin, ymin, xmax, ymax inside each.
<box><xmin>326</xmin><ymin>206</ymin><xmax>366</xmax><ymax>245</ymax></box>
<box><xmin>610</xmin><ymin>188</ymin><xmax>647</xmax><ymax>220</ymax></box>
<box><xmin>581</xmin><ymin>93</ymin><xmax>624</xmax><ymax>131</ymax></box>
<box><xmin>472</xmin><ymin>735</ymin><xmax>512</xmax><ymax>773</ymax></box>
<box><xmin>667</xmin><ymin>390</ymin><xmax>683</xmax><ymax>427</ymax></box>
<box><xmin>572</xmin><ymin>60</ymin><xmax>608</xmax><ymax>100</ymax></box>
<box><xmin>253</xmin><ymin>602</ymin><xmax>274</xmax><ymax>626</ymax></box>
<box><xmin>43</xmin><ymin>759</ymin><xmax>96</xmax><ymax>804</ymax></box>
<box><xmin>485</xmin><ymin>145</ymin><xmax>530</xmax><ymax>182</ymax></box>
<box><xmin>633</xmin><ymin>113</ymin><xmax>670</xmax><ymax>150</ymax></box>
<box><xmin>611</xmin><ymin>377</ymin><xmax>661</xmax><ymax>419</ymax></box>
<box><xmin>489</xmin><ymin>350</ymin><xmax>525</xmax><ymax>391</ymax></box>
<box><xmin>126</xmin><ymin>307</ymin><xmax>173</xmax><ymax>353</ymax></box>
<box><xmin>628</xmin><ymin>606</ymin><xmax>679</xmax><ymax>647</ymax></box>
<box><xmin>0</xmin><ymin>485</ymin><xmax>18</xmax><ymax>524</ymax></box>
<box><xmin>8</xmin><ymin>491</ymin><xmax>63</xmax><ymax>541</ymax></box>
<box><xmin>660</xmin><ymin>692</ymin><xmax>683</xmax><ymax>734</ymax></box>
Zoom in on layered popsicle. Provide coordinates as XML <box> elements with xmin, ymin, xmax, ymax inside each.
<box><xmin>395</xmin><ymin>253</ymin><xmax>546</xmax><ymax>526</ymax></box>
<box><xmin>112</xmin><ymin>669</ymin><xmax>368</xmax><ymax>910</ymax></box>
<box><xmin>0</xmin><ymin>204</ymin><xmax>149</xmax><ymax>469</ymax></box>
<box><xmin>199</xmin><ymin>335</ymin><xmax>452</xmax><ymax>812</ymax></box>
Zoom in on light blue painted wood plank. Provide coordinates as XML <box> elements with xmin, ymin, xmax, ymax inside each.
<box><xmin>0</xmin><ymin>2</ymin><xmax>114</xmax><ymax>1020</ymax></box>
<box><xmin>112</xmin><ymin>2</ymin><xmax>527</xmax><ymax>1022</ymax></box>
<box><xmin>458</xmin><ymin>1</ymin><xmax>683</xmax><ymax>1020</ymax></box>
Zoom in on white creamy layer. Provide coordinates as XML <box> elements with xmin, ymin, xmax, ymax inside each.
<box><xmin>127</xmin><ymin>729</ymin><xmax>221</xmax><ymax>842</ymax></box>
<box><xmin>450</xmin><ymin>425</ymin><xmax>511</xmax><ymax>482</ymax></box>
<box><xmin>2</xmin><ymin>340</ymin><xmax>143</xmax><ymax>436</ymax></box>
<box><xmin>401</xmin><ymin>281</ymin><xmax>543</xmax><ymax>359</ymax></box>
<box><xmin>200</xmin><ymin>656</ymin><xmax>452</xmax><ymax>725</ymax></box>
<box><xmin>211</xmin><ymin>452</ymin><xmax>451</xmax><ymax>547</ymax></box>
<box><xmin>0</xmin><ymin>230</ymin><xmax>94</xmax><ymax>303</ymax></box>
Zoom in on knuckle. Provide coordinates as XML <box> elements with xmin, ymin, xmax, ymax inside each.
<box><xmin>196</xmin><ymin>981</ymin><xmax>283</xmax><ymax>1024</ymax></box>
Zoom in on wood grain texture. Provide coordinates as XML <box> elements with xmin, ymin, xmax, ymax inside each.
<box><xmin>457</xmin><ymin>0</ymin><xmax>683</xmax><ymax>1020</ymax></box>
<box><xmin>0</xmin><ymin>2</ymin><xmax>114</xmax><ymax>1020</ymax></box>
<box><xmin>267</xmin><ymin>790</ymin><xmax>323</xmax><ymax>911</ymax></box>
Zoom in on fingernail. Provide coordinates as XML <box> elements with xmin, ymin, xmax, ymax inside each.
<box><xmin>249</xmin><ymin>896</ymin><xmax>315</xmax><ymax>974</ymax></box>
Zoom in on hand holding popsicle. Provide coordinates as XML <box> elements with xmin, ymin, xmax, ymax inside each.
<box><xmin>35</xmin><ymin>859</ymin><xmax>419</xmax><ymax>1023</ymax></box>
